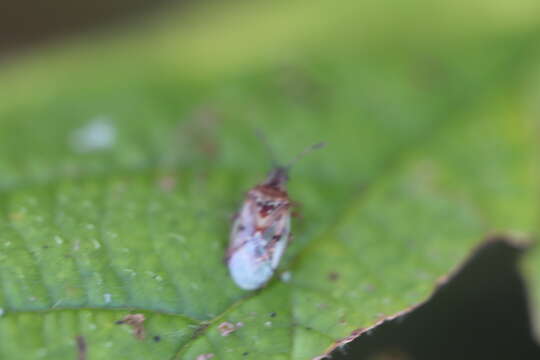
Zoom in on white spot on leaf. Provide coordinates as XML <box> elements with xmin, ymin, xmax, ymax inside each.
<box><xmin>169</xmin><ymin>233</ymin><xmax>186</xmax><ymax>243</ymax></box>
<box><xmin>104</xmin><ymin>293</ymin><xmax>112</xmax><ymax>304</ymax></box>
<box><xmin>70</xmin><ymin>116</ymin><xmax>116</xmax><ymax>153</ymax></box>
<box><xmin>280</xmin><ymin>271</ymin><xmax>292</xmax><ymax>283</ymax></box>
<box><xmin>218</xmin><ymin>322</ymin><xmax>238</xmax><ymax>336</ymax></box>
<box><xmin>36</xmin><ymin>348</ymin><xmax>47</xmax><ymax>357</ymax></box>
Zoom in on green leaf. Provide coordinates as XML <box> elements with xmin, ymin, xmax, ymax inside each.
<box><xmin>1</xmin><ymin>1</ymin><xmax>539</xmax><ymax>359</ymax></box>
<box><xmin>323</xmin><ymin>236</ymin><xmax>539</xmax><ymax>359</ymax></box>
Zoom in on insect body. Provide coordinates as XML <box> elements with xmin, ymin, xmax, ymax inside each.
<box><xmin>226</xmin><ymin>143</ymin><xmax>323</xmax><ymax>290</ymax></box>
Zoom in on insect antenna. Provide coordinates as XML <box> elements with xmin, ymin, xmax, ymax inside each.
<box><xmin>284</xmin><ymin>141</ymin><xmax>325</xmax><ymax>170</ymax></box>
<box><xmin>255</xmin><ymin>129</ymin><xmax>280</xmax><ymax>167</ymax></box>
<box><xmin>259</xmin><ymin>137</ymin><xmax>325</xmax><ymax>188</ymax></box>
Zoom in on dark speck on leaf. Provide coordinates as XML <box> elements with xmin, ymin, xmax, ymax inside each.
<box><xmin>328</xmin><ymin>272</ymin><xmax>340</xmax><ymax>282</ymax></box>
<box><xmin>269</xmin><ymin>312</ymin><xmax>277</xmax><ymax>318</ymax></box>
<box><xmin>153</xmin><ymin>335</ymin><xmax>161</xmax><ymax>342</ymax></box>
<box><xmin>243</xmin><ymin>352</ymin><xmax>249</xmax><ymax>356</ymax></box>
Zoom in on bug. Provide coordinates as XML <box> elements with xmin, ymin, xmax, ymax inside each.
<box><xmin>226</xmin><ymin>140</ymin><xmax>325</xmax><ymax>290</ymax></box>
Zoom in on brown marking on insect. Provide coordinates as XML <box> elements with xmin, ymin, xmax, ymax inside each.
<box><xmin>224</xmin><ymin>234</ymin><xmax>258</xmax><ymax>263</ymax></box>
<box><xmin>259</xmin><ymin>242</ymin><xmax>280</xmax><ymax>262</ymax></box>
<box><xmin>263</xmin><ymin>234</ymin><xmax>284</xmax><ymax>257</ymax></box>
<box><xmin>75</xmin><ymin>335</ymin><xmax>86</xmax><ymax>360</ymax></box>
<box><xmin>271</xmin><ymin>234</ymin><xmax>282</xmax><ymax>241</ymax></box>
<box><xmin>261</xmin><ymin>166</ymin><xmax>289</xmax><ymax>190</ymax></box>
<box><xmin>254</xmin><ymin>185</ymin><xmax>289</xmax><ymax>199</ymax></box>
<box><xmin>259</xmin><ymin>205</ymin><xmax>275</xmax><ymax>218</ymax></box>
<box><xmin>115</xmin><ymin>314</ymin><xmax>146</xmax><ymax>340</ymax></box>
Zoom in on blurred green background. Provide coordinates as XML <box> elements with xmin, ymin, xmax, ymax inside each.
<box><xmin>0</xmin><ymin>1</ymin><xmax>539</xmax><ymax>359</ymax></box>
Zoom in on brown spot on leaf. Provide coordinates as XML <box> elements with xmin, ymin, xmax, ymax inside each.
<box><xmin>75</xmin><ymin>335</ymin><xmax>86</xmax><ymax>360</ymax></box>
<box><xmin>157</xmin><ymin>175</ymin><xmax>177</xmax><ymax>191</ymax></box>
<box><xmin>9</xmin><ymin>212</ymin><xmax>25</xmax><ymax>222</ymax></box>
<box><xmin>364</xmin><ymin>283</ymin><xmax>375</xmax><ymax>292</ymax></box>
<box><xmin>115</xmin><ymin>313</ymin><xmax>146</xmax><ymax>340</ymax></box>
<box><xmin>328</xmin><ymin>272</ymin><xmax>340</xmax><ymax>282</ymax></box>
<box><xmin>175</xmin><ymin>106</ymin><xmax>221</xmax><ymax>162</ymax></box>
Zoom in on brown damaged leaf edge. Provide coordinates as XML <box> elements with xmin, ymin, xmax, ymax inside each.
<box><xmin>315</xmin><ymin>235</ymin><xmax>540</xmax><ymax>360</ymax></box>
